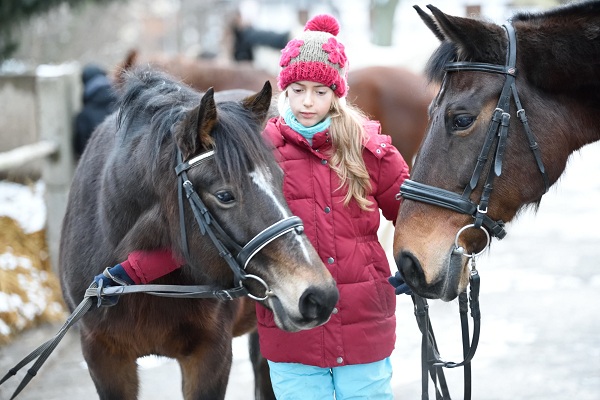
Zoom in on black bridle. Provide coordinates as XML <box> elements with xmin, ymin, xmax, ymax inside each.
<box><xmin>175</xmin><ymin>148</ymin><xmax>305</xmax><ymax>301</ymax></box>
<box><xmin>0</xmin><ymin>146</ymin><xmax>305</xmax><ymax>399</ymax></box>
<box><xmin>398</xmin><ymin>23</ymin><xmax>549</xmax><ymax>399</ymax></box>
<box><xmin>400</xmin><ymin>23</ymin><xmax>549</xmax><ymax>241</ymax></box>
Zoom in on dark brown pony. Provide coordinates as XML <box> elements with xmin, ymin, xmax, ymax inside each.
<box><xmin>59</xmin><ymin>67</ymin><xmax>338</xmax><ymax>399</ymax></box>
<box><xmin>117</xmin><ymin>51</ymin><xmax>433</xmax><ymax>168</ymax></box>
<box><xmin>393</xmin><ymin>1</ymin><xmax>600</xmax><ymax>301</ymax></box>
<box><xmin>347</xmin><ymin>65</ymin><xmax>436</xmax><ymax>169</ymax></box>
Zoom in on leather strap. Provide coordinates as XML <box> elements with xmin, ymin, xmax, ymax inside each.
<box><xmin>236</xmin><ymin>216</ymin><xmax>304</xmax><ymax>268</ymax></box>
<box><xmin>400</xmin><ymin>180</ymin><xmax>507</xmax><ymax>239</ymax></box>
<box><xmin>413</xmin><ymin>263</ymin><xmax>481</xmax><ymax>400</ymax></box>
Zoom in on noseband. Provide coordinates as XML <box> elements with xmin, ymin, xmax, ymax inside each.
<box><xmin>175</xmin><ymin>148</ymin><xmax>304</xmax><ymax>301</ymax></box>
<box><xmin>396</xmin><ymin>23</ymin><xmax>550</xmax><ymax>400</ymax></box>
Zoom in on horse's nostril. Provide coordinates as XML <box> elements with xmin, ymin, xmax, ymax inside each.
<box><xmin>299</xmin><ymin>287</ymin><xmax>338</xmax><ymax>321</ymax></box>
<box><xmin>396</xmin><ymin>251</ymin><xmax>421</xmax><ymax>284</ymax></box>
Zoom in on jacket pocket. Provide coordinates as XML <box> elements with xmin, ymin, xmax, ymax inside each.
<box><xmin>367</xmin><ymin>264</ymin><xmax>390</xmax><ymax>317</ymax></box>
<box><xmin>367</xmin><ymin>264</ymin><xmax>395</xmax><ymax>318</ymax></box>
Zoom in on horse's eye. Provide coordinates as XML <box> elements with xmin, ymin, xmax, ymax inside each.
<box><xmin>453</xmin><ymin>115</ymin><xmax>475</xmax><ymax>130</ymax></box>
<box><xmin>216</xmin><ymin>191</ymin><xmax>235</xmax><ymax>203</ymax></box>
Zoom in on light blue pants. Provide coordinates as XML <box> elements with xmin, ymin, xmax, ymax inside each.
<box><xmin>267</xmin><ymin>358</ymin><xmax>394</xmax><ymax>399</ymax></box>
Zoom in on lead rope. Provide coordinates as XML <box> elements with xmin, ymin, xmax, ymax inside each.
<box><xmin>413</xmin><ymin>249</ymin><xmax>482</xmax><ymax>400</ymax></box>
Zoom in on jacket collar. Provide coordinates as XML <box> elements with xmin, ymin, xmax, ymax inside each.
<box><xmin>277</xmin><ymin>117</ymin><xmax>332</xmax><ymax>153</ymax></box>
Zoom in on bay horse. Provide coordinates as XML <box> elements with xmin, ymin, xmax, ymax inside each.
<box><xmin>347</xmin><ymin>65</ymin><xmax>436</xmax><ymax>169</ymax></box>
<box><xmin>394</xmin><ymin>1</ymin><xmax>600</xmax><ymax>301</ymax></box>
<box><xmin>114</xmin><ymin>49</ymin><xmax>278</xmax><ymax>93</ymax></box>
<box><xmin>59</xmin><ymin>67</ymin><xmax>338</xmax><ymax>399</ymax></box>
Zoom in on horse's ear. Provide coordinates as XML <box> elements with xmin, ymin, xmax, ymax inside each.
<box><xmin>197</xmin><ymin>87</ymin><xmax>218</xmax><ymax>147</ymax></box>
<box><xmin>176</xmin><ymin>87</ymin><xmax>217</xmax><ymax>159</ymax></box>
<box><xmin>426</xmin><ymin>5</ymin><xmax>505</xmax><ymax>63</ymax></box>
<box><xmin>113</xmin><ymin>48</ymin><xmax>139</xmax><ymax>91</ymax></box>
<box><xmin>241</xmin><ymin>81</ymin><xmax>273</xmax><ymax>124</ymax></box>
<box><xmin>414</xmin><ymin>5</ymin><xmax>445</xmax><ymax>41</ymax></box>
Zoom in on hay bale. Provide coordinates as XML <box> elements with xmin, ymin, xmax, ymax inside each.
<box><xmin>0</xmin><ymin>184</ymin><xmax>66</xmax><ymax>345</ymax></box>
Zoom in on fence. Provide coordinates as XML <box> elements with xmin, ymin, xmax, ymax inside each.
<box><xmin>0</xmin><ymin>63</ymin><xmax>81</xmax><ymax>273</ymax></box>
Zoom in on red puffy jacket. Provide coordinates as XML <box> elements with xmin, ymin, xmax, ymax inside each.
<box><xmin>256</xmin><ymin>117</ymin><xmax>409</xmax><ymax>367</ymax></box>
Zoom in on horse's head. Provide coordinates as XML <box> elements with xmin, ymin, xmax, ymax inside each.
<box><xmin>168</xmin><ymin>78</ymin><xmax>338</xmax><ymax>331</ymax></box>
<box><xmin>393</xmin><ymin>5</ymin><xmax>571</xmax><ymax>301</ymax></box>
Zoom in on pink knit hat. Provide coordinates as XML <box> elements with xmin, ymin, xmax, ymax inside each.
<box><xmin>278</xmin><ymin>14</ymin><xmax>348</xmax><ymax>97</ymax></box>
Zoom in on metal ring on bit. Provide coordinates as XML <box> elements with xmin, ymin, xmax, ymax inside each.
<box><xmin>454</xmin><ymin>223</ymin><xmax>491</xmax><ymax>258</ymax></box>
<box><xmin>242</xmin><ymin>274</ymin><xmax>273</xmax><ymax>301</ymax></box>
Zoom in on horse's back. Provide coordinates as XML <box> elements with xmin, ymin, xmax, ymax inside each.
<box><xmin>117</xmin><ymin>51</ymin><xmax>277</xmax><ymax>93</ymax></box>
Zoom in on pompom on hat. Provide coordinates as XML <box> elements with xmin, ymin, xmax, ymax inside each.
<box><xmin>278</xmin><ymin>14</ymin><xmax>348</xmax><ymax>97</ymax></box>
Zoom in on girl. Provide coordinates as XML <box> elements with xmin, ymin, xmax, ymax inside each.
<box><xmin>94</xmin><ymin>14</ymin><xmax>410</xmax><ymax>399</ymax></box>
<box><xmin>254</xmin><ymin>14</ymin><xmax>409</xmax><ymax>399</ymax></box>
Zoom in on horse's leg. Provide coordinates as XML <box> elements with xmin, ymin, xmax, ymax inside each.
<box><xmin>81</xmin><ymin>333</ymin><xmax>139</xmax><ymax>400</ymax></box>
<box><xmin>248</xmin><ymin>330</ymin><xmax>275</xmax><ymax>400</ymax></box>
<box><xmin>178</xmin><ymin>340</ymin><xmax>234</xmax><ymax>400</ymax></box>
<box><xmin>231</xmin><ymin>298</ymin><xmax>275</xmax><ymax>399</ymax></box>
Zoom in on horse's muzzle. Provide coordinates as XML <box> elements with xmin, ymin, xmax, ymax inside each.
<box><xmin>396</xmin><ymin>248</ymin><xmax>464</xmax><ymax>301</ymax></box>
<box><xmin>298</xmin><ymin>285</ymin><xmax>339</xmax><ymax>323</ymax></box>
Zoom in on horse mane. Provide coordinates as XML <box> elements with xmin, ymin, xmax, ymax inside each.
<box><xmin>116</xmin><ymin>67</ymin><xmax>273</xmax><ymax>189</ymax></box>
<box><xmin>424</xmin><ymin>40</ymin><xmax>457</xmax><ymax>85</ymax></box>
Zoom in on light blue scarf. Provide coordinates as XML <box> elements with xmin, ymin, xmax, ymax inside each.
<box><xmin>283</xmin><ymin>107</ymin><xmax>331</xmax><ymax>145</ymax></box>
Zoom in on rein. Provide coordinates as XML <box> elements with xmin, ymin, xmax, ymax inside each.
<box><xmin>412</xmin><ymin>249</ymin><xmax>481</xmax><ymax>400</ymax></box>
<box><xmin>0</xmin><ymin>147</ymin><xmax>305</xmax><ymax>399</ymax></box>
<box><xmin>397</xmin><ymin>22</ymin><xmax>549</xmax><ymax>399</ymax></box>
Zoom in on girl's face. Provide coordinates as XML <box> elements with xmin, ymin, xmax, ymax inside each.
<box><xmin>286</xmin><ymin>81</ymin><xmax>334</xmax><ymax>127</ymax></box>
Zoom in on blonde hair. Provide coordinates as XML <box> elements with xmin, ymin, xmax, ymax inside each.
<box><xmin>328</xmin><ymin>96</ymin><xmax>373</xmax><ymax>210</ymax></box>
